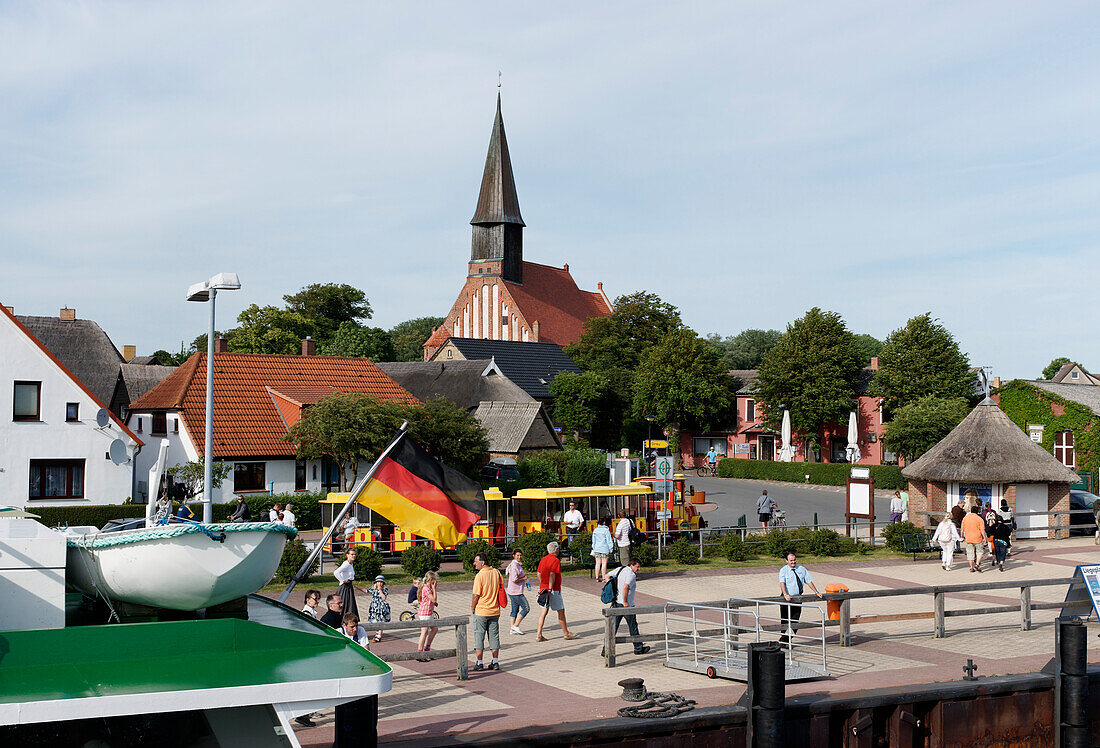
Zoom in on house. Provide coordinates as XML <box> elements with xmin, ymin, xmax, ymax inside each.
<box><xmin>112</xmin><ymin>363</ymin><xmax>179</xmax><ymax>416</ymax></box>
<box><xmin>903</xmin><ymin>397</ymin><xmax>1076</xmax><ymax>538</ymax></box>
<box><xmin>422</xmin><ymin>95</ymin><xmax>612</xmax><ymax>360</ymax></box>
<box><xmin>126</xmin><ymin>339</ymin><xmax>416</xmax><ymax>503</ymax></box>
<box><xmin>1048</xmin><ymin>361</ymin><xmax>1100</xmax><ymax>385</ymax></box>
<box><xmin>426</xmin><ymin>338</ymin><xmax>583</xmax><ymax>402</ymax></box>
<box><xmin>377</xmin><ymin>359</ymin><xmax>562</xmax><ymax>459</ymax></box>
<box><xmin>0</xmin><ymin>305</ymin><xmax>142</xmax><ymax>508</ymax></box>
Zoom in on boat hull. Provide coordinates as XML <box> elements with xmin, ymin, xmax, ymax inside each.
<box><xmin>66</xmin><ymin>523</ymin><xmax>293</xmax><ymax>611</ymax></box>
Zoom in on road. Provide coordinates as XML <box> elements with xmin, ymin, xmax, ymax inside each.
<box><xmin>684</xmin><ymin>475</ymin><xmax>893</xmax><ymax>531</ymax></box>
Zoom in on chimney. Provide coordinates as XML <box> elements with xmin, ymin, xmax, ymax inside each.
<box><xmin>213</xmin><ymin>337</ymin><xmax>228</xmax><ymax>353</ymax></box>
<box><xmin>122</xmin><ymin>345</ymin><xmax>137</xmax><ymax>362</ymax></box>
<box><xmin>2</xmin><ymin>305</ymin><xmax>13</xmax><ymax>315</ymax></box>
<box><xmin>993</xmin><ymin>376</ymin><xmax>1001</xmax><ymax>388</ymax></box>
<box><xmin>302</xmin><ymin>336</ymin><xmax>316</xmax><ymax>356</ymax></box>
<box><xmin>60</xmin><ymin>307</ymin><xmax>76</xmax><ymax>322</ymax></box>
<box><xmin>532</xmin><ymin>320</ymin><xmax>540</xmax><ymax>342</ymax></box>
<box><xmin>597</xmin><ymin>282</ymin><xmax>603</xmax><ymax>291</ymax></box>
<box><xmin>870</xmin><ymin>357</ymin><xmax>879</xmax><ymax>370</ymax></box>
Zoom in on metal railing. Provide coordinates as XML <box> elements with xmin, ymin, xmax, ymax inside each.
<box><xmin>370</xmin><ymin>615</ymin><xmax>471</xmax><ymax>680</ymax></box>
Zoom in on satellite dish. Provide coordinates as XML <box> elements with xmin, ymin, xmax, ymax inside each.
<box><xmin>96</xmin><ymin>408</ymin><xmax>111</xmax><ymax>429</ymax></box>
<box><xmin>108</xmin><ymin>439</ymin><xmax>128</xmax><ymax>465</ymax></box>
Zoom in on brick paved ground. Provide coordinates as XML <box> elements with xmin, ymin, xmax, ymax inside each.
<box><xmin>289</xmin><ymin>535</ymin><xmax>1100</xmax><ymax>746</ymax></box>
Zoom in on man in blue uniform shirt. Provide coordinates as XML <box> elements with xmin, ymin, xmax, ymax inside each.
<box><xmin>778</xmin><ymin>552</ymin><xmax>823</xmax><ymax>645</ymax></box>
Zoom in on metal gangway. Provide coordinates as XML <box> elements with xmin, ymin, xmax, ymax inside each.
<box><xmin>663</xmin><ymin>597</ymin><xmax>830</xmax><ymax>682</ymax></box>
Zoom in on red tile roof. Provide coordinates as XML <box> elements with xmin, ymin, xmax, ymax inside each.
<box><xmin>129</xmin><ymin>353</ymin><xmax>417</xmax><ymax>458</ymax></box>
<box><xmin>504</xmin><ymin>261</ymin><xmax>612</xmax><ymax>346</ymax></box>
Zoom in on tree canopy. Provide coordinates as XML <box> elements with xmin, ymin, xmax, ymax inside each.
<box><xmin>283</xmin><ymin>283</ymin><xmax>372</xmax><ymax>341</ymax></box>
<box><xmin>166</xmin><ymin>459</ymin><xmax>232</xmax><ymax>499</ymax></box>
<box><xmin>323</xmin><ymin>321</ymin><xmax>395</xmax><ymax>360</ymax></box>
<box><xmin>706</xmin><ymin>329</ymin><xmax>783</xmax><ymax>370</ymax></box>
<box><xmin>869</xmin><ymin>313</ymin><xmax>972</xmax><ymax>414</ymax></box>
<box><xmin>882</xmin><ymin>395</ymin><xmax>970</xmax><ymax>462</ymax></box>
<box><xmin>550</xmin><ymin>371</ymin><xmax>609</xmax><ymax>442</ymax></box>
<box><xmin>390</xmin><ymin>316</ymin><xmax>445</xmax><ymax>362</ymax></box>
<box><xmin>1042</xmin><ymin>357</ymin><xmax>1071</xmax><ymax>380</ymax></box>
<box><xmin>402</xmin><ymin>396</ymin><xmax>489</xmax><ymax>476</ymax></box>
<box><xmin>854</xmin><ymin>334</ymin><xmax>883</xmax><ymax>366</ymax></box>
<box><xmin>228</xmin><ymin>305</ymin><xmax>317</xmax><ymax>355</ymax></box>
<box><xmin>755</xmin><ymin>308</ymin><xmax>864</xmax><ymax>447</ymax></box>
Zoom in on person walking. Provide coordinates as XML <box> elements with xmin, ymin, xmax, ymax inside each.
<box><xmin>471</xmin><ymin>552</ymin><xmax>503</xmax><ymax>671</ymax></box>
<box><xmin>415</xmin><ymin>571</ymin><xmax>439</xmax><ymax>661</ymax></box>
<box><xmin>535</xmin><ymin>542</ymin><xmax>578</xmax><ymax>642</ymax></box>
<box><xmin>591</xmin><ymin>516</ymin><xmax>614</xmax><ymax>582</ymax></box>
<box><xmin>950</xmin><ymin>498</ymin><xmax>966</xmax><ymax>526</ymax></box>
<box><xmin>778</xmin><ymin>552</ymin><xmax>823</xmax><ymax>645</ymax></box>
<box><xmin>301</xmin><ymin>589</ymin><xmax>322</xmax><ymax>619</ymax></box>
<box><xmin>961</xmin><ymin>505</ymin><xmax>988</xmax><ymax>573</ymax></box>
<box><xmin>563</xmin><ymin>502</ymin><xmax>584</xmax><ymax>551</ymax></box>
<box><xmin>614</xmin><ymin>514</ymin><xmax>634</xmax><ymax>568</ymax></box>
<box><xmin>319</xmin><ymin>594</ymin><xmax>344</xmax><ymax>628</ymax></box>
<box><xmin>281</xmin><ymin>503</ymin><xmax>296</xmax><ymax>529</ymax></box>
<box><xmin>757</xmin><ymin>490</ymin><xmax>776</xmax><ymax>532</ymax></box>
<box><xmin>366</xmin><ymin>575</ymin><xmax>391</xmax><ymax>642</ymax></box>
<box><xmin>333</xmin><ymin>548</ymin><xmax>365</xmax><ymax>617</ymax></box>
<box><xmin>505</xmin><ymin>549</ymin><xmax>530</xmax><ymax>635</ymax></box>
<box><xmin>889</xmin><ymin>491</ymin><xmax>905</xmax><ymax>523</ymax></box>
<box><xmin>990</xmin><ymin>515</ymin><xmax>1012</xmax><ymax>571</ymax></box>
<box><xmin>900</xmin><ymin>489</ymin><xmax>910</xmax><ymax>522</ymax></box>
<box><xmin>931</xmin><ymin>514</ymin><xmax>962</xmax><ymax>570</ymax></box>
<box><xmin>601</xmin><ymin>558</ymin><xmax>651</xmax><ymax>657</ymax></box>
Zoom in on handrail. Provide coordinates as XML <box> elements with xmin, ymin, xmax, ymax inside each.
<box><xmin>371</xmin><ymin>615</ymin><xmax>470</xmax><ymax>680</ymax></box>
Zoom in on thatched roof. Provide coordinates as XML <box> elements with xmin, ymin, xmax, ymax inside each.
<box><xmin>902</xmin><ymin>398</ymin><xmax>1079</xmax><ymax>484</ymax></box>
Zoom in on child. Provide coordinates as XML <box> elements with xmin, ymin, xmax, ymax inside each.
<box><xmin>415</xmin><ymin>571</ymin><xmax>439</xmax><ymax>661</ymax></box>
<box><xmin>367</xmin><ymin>575</ymin><xmax>391</xmax><ymax>642</ymax></box>
<box><xmin>341</xmin><ymin>612</ymin><xmax>370</xmax><ymax>647</ymax></box>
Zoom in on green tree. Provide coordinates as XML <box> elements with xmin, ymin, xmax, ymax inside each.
<box><xmin>882</xmin><ymin>395</ymin><xmax>970</xmax><ymax>462</ymax></box>
<box><xmin>707</xmin><ymin>329</ymin><xmax>783</xmax><ymax>370</ymax></box>
<box><xmin>323</xmin><ymin>321</ymin><xmax>395</xmax><ymax>360</ymax></box>
<box><xmin>755</xmin><ymin>308</ymin><xmax>864</xmax><ymax>451</ymax></box>
<box><xmin>854</xmin><ymin>334</ymin><xmax>883</xmax><ymax>366</ymax></box>
<box><xmin>550</xmin><ymin>371</ymin><xmax>608</xmax><ymax>441</ymax></box>
<box><xmin>283</xmin><ymin>283</ymin><xmax>372</xmax><ymax>342</ymax></box>
<box><xmin>166</xmin><ymin>459</ymin><xmax>233</xmax><ymax>499</ymax></box>
<box><xmin>1042</xmin><ymin>357</ymin><xmax>1072</xmax><ymax>380</ymax></box>
<box><xmin>228</xmin><ymin>305</ymin><xmax>318</xmax><ymax>355</ymax></box>
<box><xmin>390</xmin><ymin>316</ymin><xmax>445</xmax><ymax>362</ymax></box>
<box><xmin>869</xmin><ymin>313</ymin><xmax>972</xmax><ymax>414</ymax></box>
<box><xmin>150</xmin><ymin>349</ymin><xmax>185</xmax><ymax>366</ymax></box>
<box><xmin>401</xmin><ymin>396</ymin><xmax>489</xmax><ymax>478</ymax></box>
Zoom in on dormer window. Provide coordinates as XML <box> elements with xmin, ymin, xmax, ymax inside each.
<box><xmin>1071</xmin><ymin>371</ymin><xmax>1079</xmax><ymax>379</ymax></box>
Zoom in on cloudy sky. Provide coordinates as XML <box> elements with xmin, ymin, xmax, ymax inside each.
<box><xmin>2</xmin><ymin>2</ymin><xmax>1098</xmax><ymax>379</ymax></box>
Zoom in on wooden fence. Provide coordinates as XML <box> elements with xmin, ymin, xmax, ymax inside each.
<box><xmin>371</xmin><ymin>615</ymin><xmax>470</xmax><ymax>680</ymax></box>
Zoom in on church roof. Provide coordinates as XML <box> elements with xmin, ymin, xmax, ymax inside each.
<box><xmin>503</xmin><ymin>261</ymin><xmax>612</xmax><ymax>346</ymax></box>
<box><xmin>471</xmin><ymin>94</ymin><xmax>524</xmax><ymax>227</ymax></box>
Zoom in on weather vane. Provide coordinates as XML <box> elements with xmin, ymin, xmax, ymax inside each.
<box><xmin>498</xmin><ymin>71</ymin><xmax>501</xmax><ymax>88</ymax></box>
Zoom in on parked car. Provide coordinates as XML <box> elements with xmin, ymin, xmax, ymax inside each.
<box><xmin>1069</xmin><ymin>490</ymin><xmax>1099</xmax><ymax>536</ymax></box>
<box><xmin>480</xmin><ymin>459</ymin><xmax>519</xmax><ymax>483</ymax></box>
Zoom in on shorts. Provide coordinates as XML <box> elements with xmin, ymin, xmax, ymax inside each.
<box><xmin>539</xmin><ymin>589</ymin><xmax>565</xmax><ymax>611</ymax></box>
<box><xmin>473</xmin><ymin>614</ymin><xmax>500</xmax><ymax>651</ymax></box>
<box><xmin>417</xmin><ymin>614</ymin><xmax>435</xmax><ymax>621</ymax></box>
<box><xmin>965</xmin><ymin>543</ymin><xmax>983</xmax><ymax>562</ymax></box>
<box><xmin>759</xmin><ymin>513</ymin><xmax>772</xmax><ymax>524</ymax></box>
<box><xmin>592</xmin><ymin>552</ymin><xmax>609</xmax><ymax>559</ymax></box>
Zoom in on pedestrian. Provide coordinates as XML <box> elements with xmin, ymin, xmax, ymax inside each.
<box><xmin>990</xmin><ymin>515</ymin><xmax>1012</xmax><ymax>572</ymax></box>
<box><xmin>333</xmin><ymin>548</ymin><xmax>365</xmax><ymax>617</ymax></box>
<box><xmin>757</xmin><ymin>490</ymin><xmax>776</xmax><ymax>532</ymax></box>
<box><xmin>301</xmin><ymin>589</ymin><xmax>322</xmax><ymax>619</ymax></box>
<box><xmin>367</xmin><ymin>575</ymin><xmax>390</xmax><ymax>642</ymax></box>
<box><xmin>415</xmin><ymin>570</ymin><xmax>439</xmax><ymax>661</ymax></box>
<box><xmin>535</xmin><ymin>541</ymin><xmax>578</xmax><ymax>642</ymax></box>
<box><xmin>778</xmin><ymin>552</ymin><xmax>823</xmax><ymax>645</ymax></box>
<box><xmin>961</xmin><ymin>505</ymin><xmax>988</xmax><ymax>573</ymax></box>
<box><xmin>601</xmin><ymin>557</ymin><xmax>651</xmax><ymax>657</ymax></box>
<box><xmin>563</xmin><ymin>502</ymin><xmax>585</xmax><ymax>551</ymax></box>
<box><xmin>950</xmin><ymin>498</ymin><xmax>966</xmax><ymax>526</ymax></box>
<box><xmin>471</xmin><ymin>551</ymin><xmax>504</xmax><ymax>671</ymax></box>
<box><xmin>281</xmin><ymin>503</ymin><xmax>296</xmax><ymax>529</ymax></box>
<box><xmin>931</xmin><ymin>514</ymin><xmax>962</xmax><ymax>570</ymax></box>
<box><xmin>340</xmin><ymin>513</ymin><xmax>361</xmax><ymax>551</ymax></box>
<box><xmin>319</xmin><ymin>594</ymin><xmax>344</xmax><ymax>628</ymax></box>
<box><xmin>505</xmin><ymin>549</ymin><xmax>530</xmax><ymax>635</ymax></box>
<box><xmin>900</xmin><ymin>488</ymin><xmax>910</xmax><ymax>522</ymax></box>
<box><xmin>1094</xmin><ymin>498</ymin><xmax>1100</xmax><ymax>546</ymax></box>
<box><xmin>229</xmin><ymin>495</ymin><xmax>251</xmax><ymax>523</ymax></box>
<box><xmin>591</xmin><ymin>516</ymin><xmax>614</xmax><ymax>582</ymax></box>
<box><xmin>614</xmin><ymin>513</ymin><xmax>634</xmax><ymax>568</ymax></box>
<box><xmin>269</xmin><ymin>503</ymin><xmax>283</xmax><ymax>523</ymax></box>
<box><xmin>889</xmin><ymin>491</ymin><xmax>905</xmax><ymax>523</ymax></box>
<box><xmin>341</xmin><ymin>612</ymin><xmax>370</xmax><ymax>647</ymax></box>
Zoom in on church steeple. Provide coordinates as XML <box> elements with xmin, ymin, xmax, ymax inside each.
<box><xmin>470</xmin><ymin>93</ymin><xmax>524</xmax><ymax>283</ymax></box>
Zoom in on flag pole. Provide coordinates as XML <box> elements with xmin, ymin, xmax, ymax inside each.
<box><xmin>278</xmin><ymin>421</ymin><xmax>410</xmax><ymax>604</ymax></box>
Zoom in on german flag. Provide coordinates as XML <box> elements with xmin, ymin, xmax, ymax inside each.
<box><xmin>357</xmin><ymin>437</ymin><xmax>483</xmax><ymax>547</ymax></box>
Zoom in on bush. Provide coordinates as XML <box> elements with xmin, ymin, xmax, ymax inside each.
<box><xmin>458</xmin><ymin>540</ymin><xmax>500</xmax><ymax>572</ymax></box>
<box><xmin>568</xmin><ymin>530</ymin><xmax>594</xmax><ymax>568</ymax></box>
<box><xmin>400</xmin><ymin>545</ymin><xmax>443</xmax><ymax>577</ymax></box>
<box><xmin>564</xmin><ymin>450</ymin><xmax>608</xmax><ymax>487</ymax></box>
<box><xmin>512</xmin><ymin>531</ymin><xmax>557</xmax><ymax>573</ymax></box>
<box><xmin>808</xmin><ymin>528</ymin><xmax>843</xmax><ymax>557</ymax></box>
<box><xmin>247</xmin><ymin>492</ymin><xmax>326</xmax><ymax>530</ymax></box>
<box><xmin>881</xmin><ymin>520</ymin><xmax>924</xmax><ymax>552</ymax></box>
<box><xmin>633</xmin><ymin>542</ymin><xmax>658</xmax><ymax>567</ymax></box>
<box><xmin>715</xmin><ymin>458</ymin><xmax>905</xmax><ymax>490</ymax></box>
<box><xmin>351</xmin><ymin>547</ymin><xmax>384</xmax><ymax>581</ymax></box>
<box><xmin>762</xmin><ymin>529</ymin><xmax>796</xmax><ymax>559</ymax></box>
<box><xmin>275</xmin><ymin>537</ymin><xmax>318</xmax><ymax>583</ymax></box>
<box><xmin>518</xmin><ymin>454</ymin><xmax>561</xmax><ymax>489</ymax></box>
<box><xmin>719</xmin><ymin>532</ymin><xmax>748</xmax><ymax>562</ymax></box>
<box><xmin>667</xmin><ymin>536</ymin><xmax>700</xmax><ymax>565</ymax></box>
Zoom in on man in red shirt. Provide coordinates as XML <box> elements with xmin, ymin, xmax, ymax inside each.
<box><xmin>534</xmin><ymin>541</ymin><xmax>578</xmax><ymax>642</ymax></box>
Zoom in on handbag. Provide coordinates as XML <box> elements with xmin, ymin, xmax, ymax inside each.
<box><xmin>497</xmin><ymin>571</ymin><xmax>508</xmax><ymax>608</ymax></box>
<box><xmin>537</xmin><ymin>589</ymin><xmax>550</xmax><ymax>607</ymax></box>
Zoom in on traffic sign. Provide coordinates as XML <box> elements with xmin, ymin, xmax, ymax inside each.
<box><xmin>654</xmin><ymin>480</ymin><xmax>673</xmax><ymax>494</ymax></box>
<box><xmin>656</xmin><ymin>456</ymin><xmax>673</xmax><ymax>479</ymax></box>
<box><xmin>656</xmin><ymin>510</ymin><xmax>672</xmax><ymax>520</ymax></box>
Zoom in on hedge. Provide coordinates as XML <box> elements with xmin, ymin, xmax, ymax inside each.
<box><xmin>716</xmin><ymin>458</ymin><xmax>905</xmax><ymax>490</ymax></box>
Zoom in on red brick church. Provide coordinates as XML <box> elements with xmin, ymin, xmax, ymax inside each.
<box><xmin>423</xmin><ymin>95</ymin><xmax>612</xmax><ymax>360</ymax></box>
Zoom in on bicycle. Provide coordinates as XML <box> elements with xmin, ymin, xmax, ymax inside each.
<box><xmin>696</xmin><ymin>463</ymin><xmax>717</xmax><ymax>477</ymax></box>
<box><xmin>768</xmin><ymin>509</ymin><xmax>787</xmax><ymax>530</ymax></box>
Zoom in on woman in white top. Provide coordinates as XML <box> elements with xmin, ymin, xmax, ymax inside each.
<box><xmin>334</xmin><ymin>548</ymin><xmax>366</xmax><ymax>618</ymax></box>
<box><xmin>301</xmin><ymin>589</ymin><xmax>321</xmax><ymax>619</ymax></box>
<box><xmin>281</xmin><ymin>503</ymin><xmax>297</xmax><ymax>528</ymax></box>
<box><xmin>931</xmin><ymin>514</ymin><xmax>962</xmax><ymax>571</ymax></box>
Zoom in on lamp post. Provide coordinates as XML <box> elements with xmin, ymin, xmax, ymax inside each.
<box><xmin>644</xmin><ymin>414</ymin><xmax>656</xmax><ymax>476</ymax></box>
<box><xmin>186</xmin><ymin>273</ymin><xmax>241</xmax><ymax>524</ymax></box>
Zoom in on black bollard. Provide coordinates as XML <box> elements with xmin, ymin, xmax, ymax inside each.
<box><xmin>1057</xmin><ymin>617</ymin><xmax>1089</xmax><ymax>746</ymax></box>
<box><xmin>334</xmin><ymin>695</ymin><xmax>378</xmax><ymax>748</ymax></box>
<box><xmin>746</xmin><ymin>641</ymin><xmax>785</xmax><ymax>748</ymax></box>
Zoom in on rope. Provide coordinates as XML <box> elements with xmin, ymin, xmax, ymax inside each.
<box><xmin>66</xmin><ymin>521</ymin><xmax>296</xmax><ymax>549</ymax></box>
<box><xmin>617</xmin><ymin>692</ymin><xmax>696</xmax><ymax>719</ymax></box>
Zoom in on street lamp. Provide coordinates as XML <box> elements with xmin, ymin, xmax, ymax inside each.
<box><xmin>186</xmin><ymin>273</ymin><xmax>241</xmax><ymax>524</ymax></box>
<box><xmin>643</xmin><ymin>414</ymin><xmax>656</xmax><ymax>476</ymax></box>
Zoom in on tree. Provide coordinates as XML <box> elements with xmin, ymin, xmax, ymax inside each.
<box><xmin>882</xmin><ymin>396</ymin><xmax>970</xmax><ymax>462</ymax></box>
<box><xmin>390</xmin><ymin>316</ymin><xmax>445</xmax><ymax>362</ymax></box>
<box><xmin>708</xmin><ymin>329</ymin><xmax>783</xmax><ymax>370</ymax></box>
<box><xmin>402</xmin><ymin>397</ymin><xmax>489</xmax><ymax>477</ymax></box>
<box><xmin>150</xmin><ymin>349</ymin><xmax>185</xmax><ymax>366</ymax></box>
<box><xmin>755</xmin><ymin>308</ymin><xmax>864</xmax><ymax>450</ymax></box>
<box><xmin>228</xmin><ymin>305</ymin><xmax>318</xmax><ymax>355</ymax></box>
<box><xmin>1042</xmin><ymin>357</ymin><xmax>1072</xmax><ymax>380</ymax></box>
<box><xmin>283</xmin><ymin>283</ymin><xmax>372</xmax><ymax>342</ymax></box>
<box><xmin>869</xmin><ymin>313</ymin><xmax>972</xmax><ymax>414</ymax></box>
<box><xmin>550</xmin><ymin>371</ymin><xmax>608</xmax><ymax>441</ymax></box>
<box><xmin>854</xmin><ymin>334</ymin><xmax>883</xmax><ymax>366</ymax></box>
<box><xmin>633</xmin><ymin>328</ymin><xmax>736</xmax><ymax>458</ymax></box>
<box><xmin>166</xmin><ymin>459</ymin><xmax>233</xmax><ymax>499</ymax></box>
<box><xmin>324</xmin><ymin>321</ymin><xmax>395</xmax><ymax>360</ymax></box>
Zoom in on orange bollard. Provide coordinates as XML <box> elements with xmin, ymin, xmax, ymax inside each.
<box><xmin>825</xmin><ymin>583</ymin><xmax>849</xmax><ymax>620</ymax></box>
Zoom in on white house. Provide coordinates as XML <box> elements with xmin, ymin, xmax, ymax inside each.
<box><xmin>0</xmin><ymin>305</ymin><xmax>142</xmax><ymax>508</ymax></box>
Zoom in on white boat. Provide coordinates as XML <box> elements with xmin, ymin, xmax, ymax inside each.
<box><xmin>66</xmin><ymin>521</ymin><xmax>296</xmax><ymax>611</ymax></box>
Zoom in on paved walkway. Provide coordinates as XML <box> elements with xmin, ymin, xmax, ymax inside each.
<box><xmin>286</xmin><ymin>536</ymin><xmax>1100</xmax><ymax>746</ymax></box>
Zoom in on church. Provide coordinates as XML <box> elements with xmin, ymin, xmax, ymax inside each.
<box><xmin>422</xmin><ymin>95</ymin><xmax>613</xmax><ymax>360</ymax></box>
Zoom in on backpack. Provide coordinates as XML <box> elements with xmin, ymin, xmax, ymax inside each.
<box><xmin>600</xmin><ymin>569</ymin><xmax>619</xmax><ymax>604</ymax></box>
<box><xmin>628</xmin><ymin>521</ymin><xmax>645</xmax><ymax>546</ymax></box>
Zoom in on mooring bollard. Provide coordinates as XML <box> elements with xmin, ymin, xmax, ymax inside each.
<box><xmin>1058</xmin><ymin>616</ymin><xmax>1089</xmax><ymax>748</ymax></box>
<box><xmin>744</xmin><ymin>641</ymin><xmax>785</xmax><ymax>748</ymax></box>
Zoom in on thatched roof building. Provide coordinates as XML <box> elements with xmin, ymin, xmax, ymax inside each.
<box><xmin>902</xmin><ymin>398</ymin><xmax>1078</xmax><ymax>484</ymax></box>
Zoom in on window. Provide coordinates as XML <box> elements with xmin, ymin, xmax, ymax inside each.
<box><xmin>66</xmin><ymin>402</ymin><xmax>80</xmax><ymax>422</ymax></box>
<box><xmin>1028</xmin><ymin>424</ymin><xmax>1044</xmax><ymax>443</ymax></box>
<box><xmin>234</xmin><ymin>462</ymin><xmax>266</xmax><ymax>492</ymax></box>
<box><xmin>1054</xmin><ymin>430</ymin><xmax>1075</xmax><ymax>468</ymax></box>
<box><xmin>745</xmin><ymin>399</ymin><xmax>756</xmax><ymax>421</ymax></box>
<box><xmin>1071</xmin><ymin>371</ymin><xmax>1079</xmax><ymax>380</ymax></box>
<box><xmin>13</xmin><ymin>381</ymin><xmax>41</xmax><ymax>421</ymax></box>
<box><xmin>693</xmin><ymin>438</ymin><xmax>727</xmax><ymax>457</ymax></box>
<box><xmin>173</xmin><ymin>418</ymin><xmax>179</xmax><ymax>433</ymax></box>
<box><xmin>29</xmin><ymin>459</ymin><xmax>85</xmax><ymax>499</ymax></box>
<box><xmin>151</xmin><ymin>412</ymin><xmax>167</xmax><ymax>436</ymax></box>
<box><xmin>136</xmin><ymin>417</ymin><xmax>143</xmax><ymax>433</ymax></box>
<box><xmin>295</xmin><ymin>459</ymin><xmax>307</xmax><ymax>491</ymax></box>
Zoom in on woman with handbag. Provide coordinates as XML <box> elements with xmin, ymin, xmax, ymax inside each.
<box><xmin>505</xmin><ymin>549</ymin><xmax>530</xmax><ymax>635</ymax></box>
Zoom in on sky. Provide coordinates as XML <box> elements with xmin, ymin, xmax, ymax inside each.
<box><xmin>1</xmin><ymin>2</ymin><xmax>1098</xmax><ymax>380</ymax></box>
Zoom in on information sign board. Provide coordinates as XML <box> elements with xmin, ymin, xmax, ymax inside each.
<box><xmin>1063</xmin><ymin>564</ymin><xmax>1100</xmax><ymax>620</ymax></box>
<box><xmin>656</xmin><ymin>510</ymin><xmax>672</xmax><ymax>520</ymax></box>
<box><xmin>656</xmin><ymin>456</ymin><xmax>674</xmax><ymax>480</ymax></box>
<box><xmin>654</xmin><ymin>480</ymin><xmax>673</xmax><ymax>495</ymax></box>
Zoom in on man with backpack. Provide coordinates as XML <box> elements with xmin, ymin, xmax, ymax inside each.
<box><xmin>600</xmin><ymin>557</ymin><xmax>649</xmax><ymax>657</ymax></box>
<box><xmin>614</xmin><ymin>512</ymin><xmax>637</xmax><ymax>567</ymax></box>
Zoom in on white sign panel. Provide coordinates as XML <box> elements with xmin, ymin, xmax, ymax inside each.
<box><xmin>656</xmin><ymin>510</ymin><xmax>672</xmax><ymax>520</ymax></box>
<box><xmin>1079</xmin><ymin>564</ymin><xmax>1100</xmax><ymax>619</ymax></box>
<box><xmin>655</xmin><ymin>456</ymin><xmax>674</xmax><ymax>480</ymax></box>
<box><xmin>654</xmin><ymin>480</ymin><xmax>673</xmax><ymax>495</ymax></box>
<box><xmin>848</xmin><ymin>482</ymin><xmax>871</xmax><ymax>516</ymax></box>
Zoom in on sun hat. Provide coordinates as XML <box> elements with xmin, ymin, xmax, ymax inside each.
<box><xmin>374</xmin><ymin>575</ymin><xmax>385</xmax><ymax>582</ymax></box>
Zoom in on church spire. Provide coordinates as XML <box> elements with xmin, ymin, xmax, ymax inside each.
<box><xmin>470</xmin><ymin>93</ymin><xmax>524</xmax><ymax>283</ymax></box>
